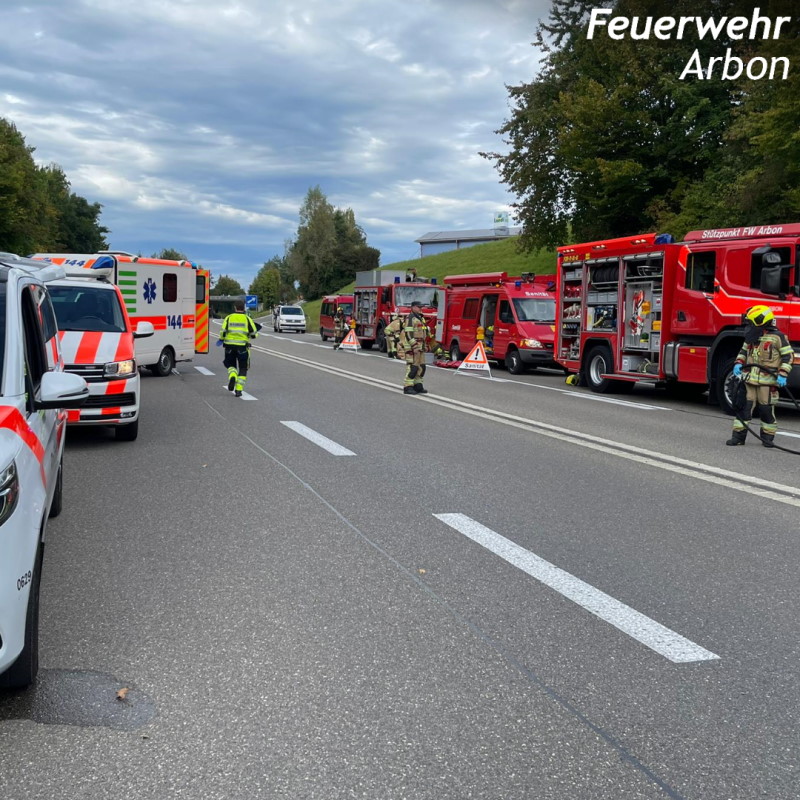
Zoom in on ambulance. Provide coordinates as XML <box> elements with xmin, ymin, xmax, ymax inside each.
<box><xmin>0</xmin><ymin>254</ymin><xmax>89</xmax><ymax>689</ymax></box>
<box><xmin>31</xmin><ymin>252</ymin><xmax>210</xmax><ymax>376</ymax></box>
<box><xmin>46</xmin><ymin>268</ymin><xmax>155</xmax><ymax>441</ymax></box>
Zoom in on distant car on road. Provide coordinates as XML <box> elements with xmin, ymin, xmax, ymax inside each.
<box><xmin>274</xmin><ymin>305</ymin><xmax>306</xmax><ymax>334</ymax></box>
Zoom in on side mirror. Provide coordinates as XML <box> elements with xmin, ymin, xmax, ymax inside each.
<box><xmin>36</xmin><ymin>371</ymin><xmax>89</xmax><ymax>410</ymax></box>
<box><xmin>134</xmin><ymin>320</ymin><xmax>155</xmax><ymax>339</ymax></box>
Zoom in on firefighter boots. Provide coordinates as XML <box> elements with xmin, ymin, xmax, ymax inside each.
<box><xmin>413</xmin><ymin>384</ymin><xmax>429</xmax><ymax>394</ymax></box>
<box><xmin>235</xmin><ymin>390</ymin><xmax>243</xmax><ymax>398</ymax></box>
<box><xmin>228</xmin><ymin>375</ymin><xmax>236</xmax><ymax>391</ymax></box>
<box><xmin>761</xmin><ymin>432</ymin><xmax>776</xmax><ymax>448</ymax></box>
<box><xmin>403</xmin><ymin>386</ymin><xmax>415</xmax><ymax>395</ymax></box>
<box><xmin>725</xmin><ymin>430</ymin><xmax>747</xmax><ymax>446</ymax></box>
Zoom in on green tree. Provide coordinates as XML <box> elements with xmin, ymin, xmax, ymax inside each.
<box><xmin>212</xmin><ymin>275</ymin><xmax>245</xmax><ymax>295</ymax></box>
<box><xmin>483</xmin><ymin>0</ymin><xmax>744</xmax><ymax>249</ymax></box>
<box><xmin>152</xmin><ymin>248</ymin><xmax>189</xmax><ymax>260</ymax></box>
<box><xmin>249</xmin><ymin>259</ymin><xmax>282</xmax><ymax>308</ymax></box>
<box><xmin>288</xmin><ymin>186</ymin><xmax>338</xmax><ymax>300</ymax></box>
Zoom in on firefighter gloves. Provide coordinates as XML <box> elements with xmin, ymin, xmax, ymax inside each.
<box><xmin>733</xmin><ymin>363</ymin><xmax>743</xmax><ymax>377</ymax></box>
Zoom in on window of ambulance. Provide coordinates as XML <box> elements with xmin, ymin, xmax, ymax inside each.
<box><xmin>512</xmin><ymin>297</ymin><xmax>556</xmax><ymax>323</ymax></box>
<box><xmin>48</xmin><ymin>286</ymin><xmax>126</xmax><ymax>333</ymax></box>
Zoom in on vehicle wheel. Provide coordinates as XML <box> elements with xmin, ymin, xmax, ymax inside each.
<box><xmin>48</xmin><ymin>459</ymin><xmax>63</xmax><ymax>518</ymax></box>
<box><xmin>361</xmin><ymin>340</ymin><xmax>373</xmax><ymax>350</ymax></box>
<box><xmin>715</xmin><ymin>355</ymin><xmax>738</xmax><ymax>416</ymax></box>
<box><xmin>321</xmin><ymin>331</ymin><xmax>328</xmax><ymax>341</ymax></box>
<box><xmin>0</xmin><ymin>546</ymin><xmax>42</xmax><ymax>689</ymax></box>
<box><xmin>300</xmin><ymin>329</ymin><xmax>305</xmax><ymax>334</ymax></box>
<box><xmin>115</xmin><ymin>419</ymin><xmax>139</xmax><ymax>441</ymax></box>
<box><xmin>505</xmin><ymin>348</ymin><xmax>525</xmax><ymax>375</ymax></box>
<box><xmin>450</xmin><ymin>341</ymin><xmax>463</xmax><ymax>361</ymax></box>
<box><xmin>377</xmin><ymin>326</ymin><xmax>387</xmax><ymax>352</ymax></box>
<box><xmin>151</xmin><ymin>347</ymin><xmax>175</xmax><ymax>377</ymax></box>
<box><xmin>585</xmin><ymin>345</ymin><xmax>615</xmax><ymax>393</ymax></box>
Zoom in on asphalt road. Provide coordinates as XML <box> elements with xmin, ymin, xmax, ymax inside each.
<box><xmin>1</xmin><ymin>322</ymin><xmax>799</xmax><ymax>799</ymax></box>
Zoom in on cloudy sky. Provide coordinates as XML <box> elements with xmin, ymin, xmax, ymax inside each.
<box><xmin>1</xmin><ymin>0</ymin><xmax>549</xmax><ymax>288</ymax></box>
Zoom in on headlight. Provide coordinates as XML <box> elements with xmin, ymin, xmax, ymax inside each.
<box><xmin>521</xmin><ymin>339</ymin><xmax>544</xmax><ymax>349</ymax></box>
<box><xmin>0</xmin><ymin>461</ymin><xmax>19</xmax><ymax>526</ymax></box>
<box><xmin>104</xmin><ymin>360</ymin><xmax>136</xmax><ymax>377</ymax></box>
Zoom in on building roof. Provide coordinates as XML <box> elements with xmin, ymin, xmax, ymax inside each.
<box><xmin>415</xmin><ymin>227</ymin><xmax>522</xmax><ymax>244</ymax></box>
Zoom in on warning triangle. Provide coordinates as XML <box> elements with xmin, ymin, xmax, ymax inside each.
<box><xmin>456</xmin><ymin>340</ymin><xmax>491</xmax><ymax>376</ymax></box>
<box><xmin>338</xmin><ymin>328</ymin><xmax>360</xmax><ymax>351</ymax></box>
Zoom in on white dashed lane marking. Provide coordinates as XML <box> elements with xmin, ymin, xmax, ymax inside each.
<box><xmin>280</xmin><ymin>421</ymin><xmax>356</xmax><ymax>455</ymax></box>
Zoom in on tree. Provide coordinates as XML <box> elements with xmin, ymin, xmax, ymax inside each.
<box><xmin>483</xmin><ymin>0</ymin><xmax>745</xmax><ymax>249</ymax></box>
<box><xmin>152</xmin><ymin>248</ymin><xmax>189</xmax><ymax>260</ymax></box>
<box><xmin>212</xmin><ymin>275</ymin><xmax>245</xmax><ymax>295</ymax></box>
<box><xmin>249</xmin><ymin>258</ymin><xmax>282</xmax><ymax>309</ymax></box>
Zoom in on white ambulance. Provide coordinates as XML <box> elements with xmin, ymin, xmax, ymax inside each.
<box><xmin>0</xmin><ymin>254</ymin><xmax>89</xmax><ymax>689</ymax></box>
<box><xmin>31</xmin><ymin>252</ymin><xmax>210</xmax><ymax>376</ymax></box>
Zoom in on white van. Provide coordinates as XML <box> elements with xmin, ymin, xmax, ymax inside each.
<box><xmin>273</xmin><ymin>305</ymin><xmax>306</xmax><ymax>333</ymax></box>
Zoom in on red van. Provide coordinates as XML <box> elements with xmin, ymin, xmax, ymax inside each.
<box><xmin>319</xmin><ymin>294</ymin><xmax>353</xmax><ymax>341</ymax></box>
<box><xmin>442</xmin><ymin>272</ymin><xmax>557</xmax><ymax>373</ymax></box>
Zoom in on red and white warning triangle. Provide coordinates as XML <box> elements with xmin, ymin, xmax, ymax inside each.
<box><xmin>456</xmin><ymin>340</ymin><xmax>491</xmax><ymax>375</ymax></box>
<box><xmin>339</xmin><ymin>328</ymin><xmax>360</xmax><ymax>351</ymax></box>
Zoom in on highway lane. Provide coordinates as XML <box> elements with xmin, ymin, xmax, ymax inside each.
<box><xmin>0</xmin><ymin>329</ymin><xmax>797</xmax><ymax>799</ymax></box>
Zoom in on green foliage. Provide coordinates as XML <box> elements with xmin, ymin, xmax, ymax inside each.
<box><xmin>152</xmin><ymin>248</ymin><xmax>188</xmax><ymax>260</ymax></box>
<box><xmin>287</xmin><ymin>186</ymin><xmax>380</xmax><ymax>300</ymax></box>
<box><xmin>249</xmin><ymin>261</ymin><xmax>282</xmax><ymax>308</ymax></box>
<box><xmin>212</xmin><ymin>275</ymin><xmax>245</xmax><ymax>296</ymax></box>
<box><xmin>0</xmin><ymin>118</ymin><xmax>108</xmax><ymax>254</ymax></box>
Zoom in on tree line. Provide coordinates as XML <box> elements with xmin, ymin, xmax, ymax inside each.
<box><xmin>483</xmin><ymin>0</ymin><xmax>800</xmax><ymax>251</ymax></box>
<box><xmin>0</xmin><ymin>118</ymin><xmax>108</xmax><ymax>255</ymax></box>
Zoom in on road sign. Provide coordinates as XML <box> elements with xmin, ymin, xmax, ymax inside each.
<box><xmin>456</xmin><ymin>341</ymin><xmax>491</xmax><ymax>377</ymax></box>
<box><xmin>245</xmin><ymin>294</ymin><xmax>258</xmax><ymax>310</ymax></box>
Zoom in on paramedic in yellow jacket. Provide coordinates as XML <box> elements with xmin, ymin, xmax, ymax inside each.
<box><xmin>726</xmin><ymin>305</ymin><xmax>792</xmax><ymax>448</ymax></box>
<box><xmin>220</xmin><ymin>301</ymin><xmax>260</xmax><ymax>397</ymax></box>
<box><xmin>401</xmin><ymin>300</ymin><xmax>443</xmax><ymax>395</ymax></box>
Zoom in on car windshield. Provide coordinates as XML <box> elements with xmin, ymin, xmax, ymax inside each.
<box><xmin>49</xmin><ymin>285</ymin><xmax>126</xmax><ymax>332</ymax></box>
<box><xmin>395</xmin><ymin>286</ymin><xmax>438</xmax><ymax>307</ymax></box>
<box><xmin>513</xmin><ymin>298</ymin><xmax>556</xmax><ymax>323</ymax></box>
<box><xmin>337</xmin><ymin>302</ymin><xmax>353</xmax><ymax>315</ymax></box>
<box><xmin>282</xmin><ymin>307</ymin><xmax>303</xmax><ymax>316</ymax></box>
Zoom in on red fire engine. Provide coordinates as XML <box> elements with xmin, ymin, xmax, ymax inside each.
<box><xmin>352</xmin><ymin>269</ymin><xmax>442</xmax><ymax>351</ymax></box>
<box><xmin>555</xmin><ymin>225</ymin><xmax>800</xmax><ymax>410</ymax></box>
<box><xmin>442</xmin><ymin>272</ymin><xmax>558</xmax><ymax>373</ymax></box>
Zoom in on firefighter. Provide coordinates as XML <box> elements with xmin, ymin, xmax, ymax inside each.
<box><xmin>726</xmin><ymin>304</ymin><xmax>792</xmax><ymax>447</ymax></box>
<box><xmin>332</xmin><ymin>306</ymin><xmax>348</xmax><ymax>350</ymax></box>
<box><xmin>220</xmin><ymin>300</ymin><xmax>261</xmax><ymax>397</ymax></box>
<box><xmin>383</xmin><ymin>309</ymin><xmax>403</xmax><ymax>358</ymax></box>
<box><xmin>401</xmin><ymin>300</ymin><xmax>443</xmax><ymax>394</ymax></box>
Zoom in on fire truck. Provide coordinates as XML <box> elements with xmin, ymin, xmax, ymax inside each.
<box><xmin>32</xmin><ymin>251</ymin><xmax>210</xmax><ymax>376</ymax></box>
<box><xmin>555</xmin><ymin>225</ymin><xmax>800</xmax><ymax>410</ymax></box>
<box><xmin>442</xmin><ymin>272</ymin><xmax>557</xmax><ymax>373</ymax></box>
<box><xmin>352</xmin><ymin>269</ymin><xmax>442</xmax><ymax>351</ymax></box>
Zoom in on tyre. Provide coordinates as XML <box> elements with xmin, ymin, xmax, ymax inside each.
<box><xmin>376</xmin><ymin>326</ymin><xmax>387</xmax><ymax>352</ymax></box>
<box><xmin>585</xmin><ymin>345</ymin><xmax>615</xmax><ymax>393</ymax></box>
<box><xmin>321</xmin><ymin>331</ymin><xmax>328</xmax><ymax>341</ymax></box>
<box><xmin>361</xmin><ymin>340</ymin><xmax>373</xmax><ymax>350</ymax></box>
<box><xmin>115</xmin><ymin>418</ymin><xmax>139</xmax><ymax>441</ymax></box>
<box><xmin>450</xmin><ymin>340</ymin><xmax>463</xmax><ymax>361</ymax></box>
<box><xmin>48</xmin><ymin>459</ymin><xmax>63</xmax><ymax>519</ymax></box>
<box><xmin>0</xmin><ymin>546</ymin><xmax>42</xmax><ymax>689</ymax></box>
<box><xmin>151</xmin><ymin>347</ymin><xmax>175</xmax><ymax>377</ymax></box>
<box><xmin>505</xmin><ymin>348</ymin><xmax>525</xmax><ymax>375</ymax></box>
<box><xmin>715</xmin><ymin>355</ymin><xmax>738</xmax><ymax>416</ymax></box>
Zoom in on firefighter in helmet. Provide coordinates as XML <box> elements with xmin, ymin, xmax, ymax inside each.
<box><xmin>401</xmin><ymin>300</ymin><xmax>443</xmax><ymax>394</ymax></box>
<box><xmin>333</xmin><ymin>306</ymin><xmax>348</xmax><ymax>350</ymax></box>
<box><xmin>726</xmin><ymin>304</ymin><xmax>792</xmax><ymax>447</ymax></box>
<box><xmin>383</xmin><ymin>309</ymin><xmax>403</xmax><ymax>359</ymax></box>
<box><xmin>220</xmin><ymin>300</ymin><xmax>261</xmax><ymax>397</ymax></box>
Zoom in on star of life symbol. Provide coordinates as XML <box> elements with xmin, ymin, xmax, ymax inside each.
<box><xmin>143</xmin><ymin>277</ymin><xmax>157</xmax><ymax>304</ymax></box>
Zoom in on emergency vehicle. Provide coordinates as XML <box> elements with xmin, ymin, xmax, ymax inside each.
<box><xmin>352</xmin><ymin>270</ymin><xmax>442</xmax><ymax>351</ymax></box>
<box><xmin>31</xmin><ymin>252</ymin><xmax>210</xmax><ymax>376</ymax></box>
<box><xmin>0</xmin><ymin>254</ymin><xmax>89</xmax><ymax>689</ymax></box>
<box><xmin>319</xmin><ymin>294</ymin><xmax>354</xmax><ymax>340</ymax></box>
<box><xmin>47</xmin><ymin>269</ymin><xmax>155</xmax><ymax>441</ymax></box>
<box><xmin>442</xmin><ymin>272</ymin><xmax>558</xmax><ymax>373</ymax></box>
<box><xmin>555</xmin><ymin>225</ymin><xmax>800</xmax><ymax>410</ymax></box>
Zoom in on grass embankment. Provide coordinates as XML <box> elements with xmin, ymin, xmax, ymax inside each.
<box><xmin>303</xmin><ymin>237</ymin><xmax>556</xmax><ymax>334</ymax></box>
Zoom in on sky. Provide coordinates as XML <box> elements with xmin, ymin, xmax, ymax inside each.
<box><xmin>0</xmin><ymin>0</ymin><xmax>549</xmax><ymax>289</ymax></box>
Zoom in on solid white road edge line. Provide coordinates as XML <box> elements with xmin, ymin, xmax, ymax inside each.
<box><xmin>280</xmin><ymin>421</ymin><xmax>356</xmax><ymax>456</ymax></box>
<box><xmin>250</xmin><ymin>343</ymin><xmax>800</xmax><ymax>508</ymax></box>
<box><xmin>434</xmin><ymin>513</ymin><xmax>719</xmax><ymax>664</ymax></box>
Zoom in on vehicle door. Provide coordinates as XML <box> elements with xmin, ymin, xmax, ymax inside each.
<box><xmin>492</xmin><ymin>297</ymin><xmax>515</xmax><ymax>359</ymax></box>
<box><xmin>479</xmin><ymin>294</ymin><xmax>498</xmax><ymax>356</ymax></box>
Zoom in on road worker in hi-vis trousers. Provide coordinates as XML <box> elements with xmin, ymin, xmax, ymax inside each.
<box><xmin>401</xmin><ymin>300</ymin><xmax>443</xmax><ymax>394</ymax></box>
<box><xmin>220</xmin><ymin>301</ymin><xmax>261</xmax><ymax>397</ymax></box>
<box><xmin>727</xmin><ymin>305</ymin><xmax>792</xmax><ymax>447</ymax></box>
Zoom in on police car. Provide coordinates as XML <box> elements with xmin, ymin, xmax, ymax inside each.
<box><xmin>0</xmin><ymin>254</ymin><xmax>89</xmax><ymax>689</ymax></box>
